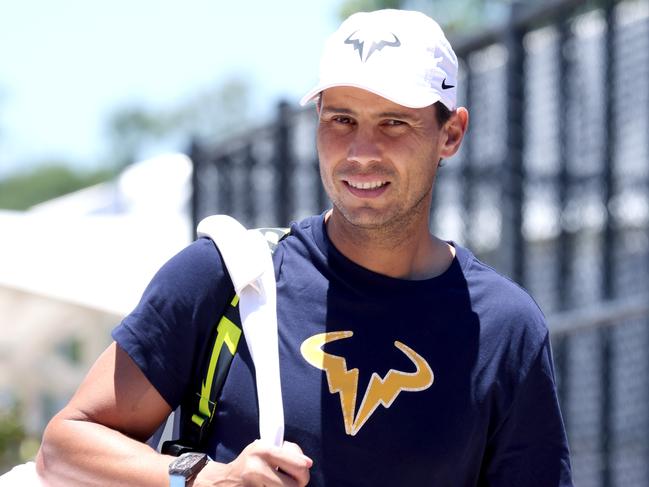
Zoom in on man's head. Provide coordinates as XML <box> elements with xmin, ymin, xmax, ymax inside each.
<box><xmin>302</xmin><ymin>10</ymin><xmax>468</xmax><ymax>234</ymax></box>
<box><xmin>300</xmin><ymin>9</ymin><xmax>459</xmax><ymax>113</ymax></box>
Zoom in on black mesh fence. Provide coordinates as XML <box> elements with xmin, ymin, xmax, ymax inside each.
<box><xmin>190</xmin><ymin>1</ymin><xmax>649</xmax><ymax>484</ymax></box>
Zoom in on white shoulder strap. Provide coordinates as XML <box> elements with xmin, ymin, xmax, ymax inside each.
<box><xmin>196</xmin><ymin>215</ymin><xmax>285</xmax><ymax>447</ymax></box>
<box><xmin>0</xmin><ymin>462</ymin><xmax>40</xmax><ymax>486</ymax></box>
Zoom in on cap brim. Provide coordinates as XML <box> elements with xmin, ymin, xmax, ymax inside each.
<box><xmin>299</xmin><ymin>81</ymin><xmax>443</xmax><ymax>109</ymax></box>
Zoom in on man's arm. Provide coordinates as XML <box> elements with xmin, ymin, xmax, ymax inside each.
<box><xmin>480</xmin><ymin>338</ymin><xmax>573</xmax><ymax>487</ymax></box>
<box><xmin>36</xmin><ymin>342</ymin><xmax>174</xmax><ymax>486</ymax></box>
<box><xmin>36</xmin><ymin>342</ymin><xmax>311</xmax><ymax>487</ymax></box>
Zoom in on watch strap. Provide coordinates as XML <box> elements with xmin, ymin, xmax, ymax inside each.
<box><xmin>170</xmin><ymin>474</ymin><xmax>187</xmax><ymax>487</ymax></box>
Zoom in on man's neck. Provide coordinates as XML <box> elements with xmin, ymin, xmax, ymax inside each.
<box><xmin>324</xmin><ymin>210</ymin><xmax>456</xmax><ymax>280</ymax></box>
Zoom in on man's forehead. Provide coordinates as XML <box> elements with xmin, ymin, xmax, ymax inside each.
<box><xmin>319</xmin><ymin>86</ymin><xmax>434</xmax><ymax>117</ymax></box>
<box><xmin>321</xmin><ymin>86</ymin><xmax>401</xmax><ymax>107</ymax></box>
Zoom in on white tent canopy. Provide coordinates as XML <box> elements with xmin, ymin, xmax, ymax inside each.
<box><xmin>0</xmin><ymin>153</ymin><xmax>193</xmax><ymax>317</ymax></box>
<box><xmin>0</xmin><ymin>153</ymin><xmax>194</xmax><ymax>436</ymax></box>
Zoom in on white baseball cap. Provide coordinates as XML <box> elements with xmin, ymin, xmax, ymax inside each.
<box><xmin>300</xmin><ymin>9</ymin><xmax>458</xmax><ymax>110</ymax></box>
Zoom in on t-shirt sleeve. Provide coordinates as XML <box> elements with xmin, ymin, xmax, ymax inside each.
<box><xmin>111</xmin><ymin>237</ymin><xmax>232</xmax><ymax>409</ymax></box>
<box><xmin>480</xmin><ymin>335</ymin><xmax>574</xmax><ymax>486</ymax></box>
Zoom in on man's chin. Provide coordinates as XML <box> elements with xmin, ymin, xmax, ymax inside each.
<box><xmin>332</xmin><ymin>206</ymin><xmax>397</xmax><ymax>230</ymax></box>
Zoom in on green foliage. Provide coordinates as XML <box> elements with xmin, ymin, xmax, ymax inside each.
<box><xmin>336</xmin><ymin>0</ymin><xmax>532</xmax><ymax>33</ymax></box>
<box><xmin>0</xmin><ymin>77</ymin><xmax>250</xmax><ymax>211</ymax></box>
<box><xmin>339</xmin><ymin>0</ymin><xmax>405</xmax><ymax>20</ymax></box>
<box><xmin>0</xmin><ymin>163</ymin><xmax>117</xmax><ymax>211</ymax></box>
<box><xmin>0</xmin><ymin>404</ymin><xmax>27</xmax><ymax>474</ymax></box>
<box><xmin>104</xmin><ymin>76</ymin><xmax>251</xmax><ymax>168</ymax></box>
<box><xmin>177</xmin><ymin>77</ymin><xmax>252</xmax><ymax>143</ymax></box>
<box><xmin>105</xmin><ymin>104</ymin><xmax>169</xmax><ymax>169</ymax></box>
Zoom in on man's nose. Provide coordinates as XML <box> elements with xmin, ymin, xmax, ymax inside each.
<box><xmin>347</xmin><ymin>127</ymin><xmax>381</xmax><ymax>165</ymax></box>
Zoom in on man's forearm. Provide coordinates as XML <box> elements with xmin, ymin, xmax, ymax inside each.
<box><xmin>36</xmin><ymin>414</ymin><xmax>172</xmax><ymax>487</ymax></box>
<box><xmin>38</xmin><ymin>417</ymin><xmax>312</xmax><ymax>487</ymax></box>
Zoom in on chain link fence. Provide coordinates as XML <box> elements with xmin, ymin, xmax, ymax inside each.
<box><xmin>190</xmin><ymin>1</ymin><xmax>649</xmax><ymax>484</ymax></box>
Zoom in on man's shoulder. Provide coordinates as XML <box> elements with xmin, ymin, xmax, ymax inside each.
<box><xmin>273</xmin><ymin>213</ymin><xmax>324</xmax><ymax>254</ymax></box>
<box><xmin>287</xmin><ymin>213</ymin><xmax>323</xmax><ymax>235</ymax></box>
<box><xmin>460</xmin><ymin>246</ymin><xmax>540</xmax><ymax>306</ymax></box>
<box><xmin>137</xmin><ymin>237</ymin><xmax>230</xmax><ymax>305</ymax></box>
<box><xmin>457</xmin><ymin>247</ymin><xmax>552</xmax><ymax>394</ymax></box>
<box><xmin>457</xmin><ymin>245</ymin><xmax>547</xmax><ymax>337</ymax></box>
<box><xmin>157</xmin><ymin>235</ymin><xmax>220</xmax><ymax>262</ymax></box>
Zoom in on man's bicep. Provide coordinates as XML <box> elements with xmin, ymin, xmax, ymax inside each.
<box><xmin>63</xmin><ymin>341</ymin><xmax>172</xmax><ymax>442</ymax></box>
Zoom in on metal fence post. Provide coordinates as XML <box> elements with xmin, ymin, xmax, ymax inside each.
<box><xmin>555</xmin><ymin>16</ymin><xmax>575</xmax><ymax>426</ymax></box>
<box><xmin>461</xmin><ymin>62</ymin><xmax>475</xmax><ymax>249</ymax></box>
<box><xmin>557</xmin><ymin>20</ymin><xmax>575</xmax><ymax>313</ymax></box>
<box><xmin>275</xmin><ymin>100</ymin><xmax>293</xmax><ymax>226</ymax></box>
<box><xmin>243</xmin><ymin>144</ymin><xmax>256</xmax><ymax>225</ymax></box>
<box><xmin>601</xmin><ymin>1</ymin><xmax>617</xmax><ymax>485</ymax></box>
<box><xmin>217</xmin><ymin>154</ymin><xmax>233</xmax><ymax>217</ymax></box>
<box><xmin>503</xmin><ymin>2</ymin><xmax>526</xmax><ymax>285</ymax></box>
<box><xmin>602</xmin><ymin>0</ymin><xmax>616</xmax><ymax>302</ymax></box>
<box><xmin>189</xmin><ymin>138</ymin><xmax>201</xmax><ymax>239</ymax></box>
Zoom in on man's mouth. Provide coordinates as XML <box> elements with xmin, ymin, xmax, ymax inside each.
<box><xmin>345</xmin><ymin>180</ymin><xmax>389</xmax><ymax>190</ymax></box>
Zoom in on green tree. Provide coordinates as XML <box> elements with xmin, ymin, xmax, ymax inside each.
<box><xmin>0</xmin><ymin>163</ymin><xmax>117</xmax><ymax>210</ymax></box>
<box><xmin>337</xmin><ymin>0</ymin><xmax>524</xmax><ymax>33</ymax></box>
<box><xmin>104</xmin><ymin>76</ymin><xmax>251</xmax><ymax>169</ymax></box>
<box><xmin>176</xmin><ymin>76</ymin><xmax>251</xmax><ymax>143</ymax></box>
<box><xmin>0</xmin><ymin>404</ymin><xmax>26</xmax><ymax>474</ymax></box>
<box><xmin>105</xmin><ymin>105</ymin><xmax>168</xmax><ymax>169</ymax></box>
<box><xmin>0</xmin><ymin>87</ymin><xmax>5</xmax><ymax>140</ymax></box>
<box><xmin>339</xmin><ymin>0</ymin><xmax>405</xmax><ymax>20</ymax></box>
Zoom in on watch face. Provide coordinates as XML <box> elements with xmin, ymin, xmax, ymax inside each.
<box><xmin>169</xmin><ymin>452</ymin><xmax>209</xmax><ymax>477</ymax></box>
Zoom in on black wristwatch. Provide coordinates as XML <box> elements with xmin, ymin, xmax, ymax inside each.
<box><xmin>169</xmin><ymin>452</ymin><xmax>209</xmax><ymax>487</ymax></box>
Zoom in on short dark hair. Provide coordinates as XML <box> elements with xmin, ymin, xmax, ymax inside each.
<box><xmin>434</xmin><ymin>102</ymin><xmax>454</xmax><ymax>167</ymax></box>
<box><xmin>434</xmin><ymin>101</ymin><xmax>452</xmax><ymax>128</ymax></box>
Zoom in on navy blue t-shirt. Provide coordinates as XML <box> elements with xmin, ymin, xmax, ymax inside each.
<box><xmin>113</xmin><ymin>213</ymin><xmax>573</xmax><ymax>486</ymax></box>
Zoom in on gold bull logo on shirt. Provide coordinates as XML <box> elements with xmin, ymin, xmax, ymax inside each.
<box><xmin>300</xmin><ymin>331</ymin><xmax>434</xmax><ymax>436</ymax></box>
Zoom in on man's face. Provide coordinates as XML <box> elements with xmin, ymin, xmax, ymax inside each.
<box><xmin>317</xmin><ymin>86</ymin><xmax>447</xmax><ymax>232</ymax></box>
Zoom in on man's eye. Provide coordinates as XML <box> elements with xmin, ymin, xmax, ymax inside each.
<box><xmin>333</xmin><ymin>116</ymin><xmax>353</xmax><ymax>124</ymax></box>
<box><xmin>385</xmin><ymin>119</ymin><xmax>405</xmax><ymax>126</ymax></box>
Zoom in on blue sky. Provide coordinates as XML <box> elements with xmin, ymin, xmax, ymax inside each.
<box><xmin>0</xmin><ymin>0</ymin><xmax>341</xmax><ymax>175</ymax></box>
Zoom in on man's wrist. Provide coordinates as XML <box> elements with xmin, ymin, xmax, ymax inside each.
<box><xmin>168</xmin><ymin>452</ymin><xmax>209</xmax><ymax>487</ymax></box>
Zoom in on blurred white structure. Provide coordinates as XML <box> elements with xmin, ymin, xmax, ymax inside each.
<box><xmin>0</xmin><ymin>153</ymin><xmax>193</xmax><ymax>435</ymax></box>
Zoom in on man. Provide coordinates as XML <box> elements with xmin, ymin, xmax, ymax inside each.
<box><xmin>36</xmin><ymin>9</ymin><xmax>573</xmax><ymax>486</ymax></box>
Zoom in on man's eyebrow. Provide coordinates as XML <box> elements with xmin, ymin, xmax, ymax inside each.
<box><xmin>377</xmin><ymin>111</ymin><xmax>418</xmax><ymax>122</ymax></box>
<box><xmin>320</xmin><ymin>106</ymin><xmax>355</xmax><ymax>116</ymax></box>
<box><xmin>320</xmin><ymin>107</ymin><xmax>418</xmax><ymax>122</ymax></box>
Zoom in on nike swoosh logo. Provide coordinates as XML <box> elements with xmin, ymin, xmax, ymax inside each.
<box><xmin>442</xmin><ymin>78</ymin><xmax>455</xmax><ymax>90</ymax></box>
<box><xmin>441</xmin><ymin>78</ymin><xmax>454</xmax><ymax>90</ymax></box>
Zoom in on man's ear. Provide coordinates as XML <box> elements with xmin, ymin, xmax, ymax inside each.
<box><xmin>439</xmin><ymin>107</ymin><xmax>469</xmax><ymax>159</ymax></box>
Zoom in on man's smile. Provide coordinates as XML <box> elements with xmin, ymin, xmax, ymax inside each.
<box><xmin>343</xmin><ymin>179</ymin><xmax>391</xmax><ymax>198</ymax></box>
<box><xmin>345</xmin><ymin>180</ymin><xmax>389</xmax><ymax>190</ymax></box>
